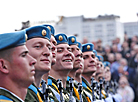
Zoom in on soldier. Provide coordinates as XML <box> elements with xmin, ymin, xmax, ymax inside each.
<box><xmin>41</xmin><ymin>24</ymin><xmax>59</xmax><ymax>101</ymax></box>
<box><xmin>67</xmin><ymin>36</ymin><xmax>87</xmax><ymax>102</ymax></box>
<box><xmin>103</xmin><ymin>61</ymin><xmax>122</xmax><ymax>102</ymax></box>
<box><xmin>75</xmin><ymin>41</ymin><xmax>84</xmax><ymax>83</ymax></box>
<box><xmin>0</xmin><ymin>30</ymin><xmax>36</xmax><ymax>101</ymax></box>
<box><xmin>81</xmin><ymin>43</ymin><xmax>98</xmax><ymax>101</ymax></box>
<box><xmin>48</xmin><ymin>33</ymin><xmax>75</xmax><ymax>102</ymax></box>
<box><xmin>25</xmin><ymin>25</ymin><xmax>52</xmax><ymax>102</ymax></box>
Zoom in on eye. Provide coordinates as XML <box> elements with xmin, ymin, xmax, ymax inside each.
<box><xmin>92</xmin><ymin>54</ymin><xmax>95</xmax><ymax>58</ymax></box>
<box><xmin>71</xmin><ymin>48</ymin><xmax>74</xmax><ymax>52</ymax></box>
<box><xmin>68</xmin><ymin>48</ymin><xmax>72</xmax><ymax>52</ymax></box>
<box><xmin>21</xmin><ymin>51</ymin><xmax>28</xmax><ymax>57</ymax></box>
<box><xmin>57</xmin><ymin>49</ymin><xmax>63</xmax><ymax>53</ymax></box>
<box><xmin>83</xmin><ymin>55</ymin><xmax>88</xmax><ymax>59</ymax></box>
<box><xmin>48</xmin><ymin>46</ymin><xmax>52</xmax><ymax>50</ymax></box>
<box><xmin>34</xmin><ymin>45</ymin><xmax>42</xmax><ymax>49</ymax></box>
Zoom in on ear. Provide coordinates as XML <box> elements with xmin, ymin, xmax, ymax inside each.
<box><xmin>0</xmin><ymin>59</ymin><xmax>9</xmax><ymax>74</ymax></box>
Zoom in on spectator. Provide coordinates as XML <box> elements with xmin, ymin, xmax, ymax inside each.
<box><xmin>111</xmin><ymin>44</ymin><xmax>119</xmax><ymax>54</ymax></box>
<box><xmin>103</xmin><ymin>45</ymin><xmax>111</xmax><ymax>61</ymax></box>
<box><xmin>117</xmin><ymin>76</ymin><xmax>135</xmax><ymax>102</ymax></box>
<box><xmin>110</xmin><ymin>53</ymin><xmax>122</xmax><ymax>73</ymax></box>
<box><xmin>120</xmin><ymin>41</ymin><xmax>131</xmax><ymax>61</ymax></box>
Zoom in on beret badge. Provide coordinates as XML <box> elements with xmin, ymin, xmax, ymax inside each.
<box><xmin>71</xmin><ymin>38</ymin><xmax>75</xmax><ymax>43</ymax></box>
<box><xmin>59</xmin><ymin>35</ymin><xmax>63</xmax><ymax>41</ymax></box>
<box><xmin>42</xmin><ymin>29</ymin><xmax>47</xmax><ymax>36</ymax></box>
<box><xmin>47</xmin><ymin>26</ymin><xmax>51</xmax><ymax>31</ymax></box>
<box><xmin>87</xmin><ymin>45</ymin><xmax>90</xmax><ymax>50</ymax></box>
<box><xmin>25</xmin><ymin>34</ymin><xmax>28</xmax><ymax>41</ymax></box>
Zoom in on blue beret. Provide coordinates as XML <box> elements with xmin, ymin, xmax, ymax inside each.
<box><xmin>54</xmin><ymin>33</ymin><xmax>68</xmax><ymax>45</ymax></box>
<box><xmin>103</xmin><ymin>61</ymin><xmax>111</xmax><ymax>68</ymax></box>
<box><xmin>0</xmin><ymin>30</ymin><xmax>27</xmax><ymax>50</ymax></box>
<box><xmin>68</xmin><ymin>36</ymin><xmax>77</xmax><ymax>46</ymax></box>
<box><xmin>82</xmin><ymin>43</ymin><xmax>94</xmax><ymax>53</ymax></box>
<box><xmin>25</xmin><ymin>25</ymin><xmax>51</xmax><ymax>41</ymax></box>
<box><xmin>93</xmin><ymin>50</ymin><xmax>97</xmax><ymax>57</ymax></box>
<box><xmin>76</xmin><ymin>42</ymin><xmax>82</xmax><ymax>50</ymax></box>
<box><xmin>97</xmin><ymin>55</ymin><xmax>104</xmax><ymax>62</ymax></box>
<box><xmin>42</xmin><ymin>24</ymin><xmax>55</xmax><ymax>36</ymax></box>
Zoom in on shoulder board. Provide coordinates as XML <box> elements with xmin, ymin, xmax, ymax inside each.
<box><xmin>0</xmin><ymin>95</ymin><xmax>13</xmax><ymax>102</ymax></box>
<box><xmin>28</xmin><ymin>84</ymin><xmax>38</xmax><ymax>95</ymax></box>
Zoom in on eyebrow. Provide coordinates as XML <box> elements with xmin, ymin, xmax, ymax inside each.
<box><xmin>19</xmin><ymin>51</ymin><xmax>29</xmax><ymax>56</ymax></box>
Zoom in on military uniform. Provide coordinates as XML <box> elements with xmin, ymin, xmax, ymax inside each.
<box><xmin>0</xmin><ymin>87</ymin><xmax>24</xmax><ymax>102</ymax></box>
<box><xmin>48</xmin><ymin>76</ymin><xmax>71</xmax><ymax>102</ymax></box>
<box><xmin>66</xmin><ymin>76</ymin><xmax>88</xmax><ymax>102</ymax></box>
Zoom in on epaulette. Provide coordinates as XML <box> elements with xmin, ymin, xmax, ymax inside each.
<box><xmin>0</xmin><ymin>95</ymin><xmax>13</xmax><ymax>102</ymax></box>
<box><xmin>48</xmin><ymin>79</ymin><xmax>60</xmax><ymax>93</ymax></box>
<box><xmin>28</xmin><ymin>84</ymin><xmax>43</xmax><ymax>102</ymax></box>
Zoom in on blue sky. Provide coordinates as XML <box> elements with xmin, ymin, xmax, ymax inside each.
<box><xmin>0</xmin><ymin>0</ymin><xmax>138</xmax><ymax>33</ymax></box>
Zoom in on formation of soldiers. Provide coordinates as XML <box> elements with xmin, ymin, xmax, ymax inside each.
<box><xmin>0</xmin><ymin>24</ymin><xmax>123</xmax><ymax>102</ymax></box>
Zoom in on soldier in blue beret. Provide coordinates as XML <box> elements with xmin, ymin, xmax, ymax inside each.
<box><xmin>103</xmin><ymin>61</ymin><xmax>111</xmax><ymax>82</ymax></box>
<box><xmin>67</xmin><ymin>36</ymin><xmax>86</xmax><ymax>102</ymax></box>
<box><xmin>49</xmin><ymin>33</ymin><xmax>76</xmax><ymax>102</ymax></box>
<box><xmin>75</xmin><ymin>41</ymin><xmax>84</xmax><ymax>83</ymax></box>
<box><xmin>81</xmin><ymin>43</ymin><xmax>98</xmax><ymax>101</ymax></box>
<box><xmin>41</xmin><ymin>24</ymin><xmax>60</xmax><ymax>101</ymax></box>
<box><xmin>24</xmin><ymin>25</ymin><xmax>53</xmax><ymax>102</ymax></box>
<box><xmin>0</xmin><ymin>30</ymin><xmax>36</xmax><ymax>102</ymax></box>
<box><xmin>95</xmin><ymin>55</ymin><xmax>105</xmax><ymax>81</ymax></box>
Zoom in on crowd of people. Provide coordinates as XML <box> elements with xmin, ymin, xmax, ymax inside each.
<box><xmin>0</xmin><ymin>24</ymin><xmax>137</xmax><ymax>102</ymax></box>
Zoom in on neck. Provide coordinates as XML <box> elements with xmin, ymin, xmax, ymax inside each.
<box><xmin>34</xmin><ymin>71</ymin><xmax>45</xmax><ymax>87</ymax></box>
<box><xmin>0</xmin><ymin>77</ymin><xmax>28</xmax><ymax>100</ymax></box>
<box><xmin>42</xmin><ymin>73</ymin><xmax>49</xmax><ymax>83</ymax></box>
<box><xmin>74</xmin><ymin>73</ymin><xmax>82</xmax><ymax>83</ymax></box>
<box><xmin>68</xmin><ymin>68</ymin><xmax>78</xmax><ymax>78</ymax></box>
<box><xmin>50</xmin><ymin>69</ymin><xmax>70</xmax><ymax>88</ymax></box>
<box><xmin>82</xmin><ymin>74</ymin><xmax>92</xmax><ymax>84</ymax></box>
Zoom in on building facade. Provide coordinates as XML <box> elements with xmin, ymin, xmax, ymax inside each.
<box><xmin>123</xmin><ymin>22</ymin><xmax>138</xmax><ymax>38</ymax></box>
<box><xmin>54</xmin><ymin>15</ymin><xmax>124</xmax><ymax>46</ymax></box>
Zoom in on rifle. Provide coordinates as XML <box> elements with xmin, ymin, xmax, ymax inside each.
<box><xmin>57</xmin><ymin>79</ymin><xmax>64</xmax><ymax>102</ymax></box>
<box><xmin>69</xmin><ymin>78</ymin><xmax>74</xmax><ymax>102</ymax></box>
<box><xmin>105</xmin><ymin>81</ymin><xmax>109</xmax><ymax>97</ymax></box>
<box><xmin>78</xmin><ymin>83</ymin><xmax>83</xmax><ymax>102</ymax></box>
<box><xmin>114</xmin><ymin>79</ymin><xmax>118</xmax><ymax>94</ymax></box>
<box><xmin>41</xmin><ymin>80</ymin><xmax>49</xmax><ymax>102</ymax></box>
<box><xmin>91</xmin><ymin>77</ymin><xmax>96</xmax><ymax>101</ymax></box>
<box><xmin>99</xmin><ymin>79</ymin><xmax>103</xmax><ymax>100</ymax></box>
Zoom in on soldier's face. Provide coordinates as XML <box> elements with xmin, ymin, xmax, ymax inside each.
<box><xmin>8</xmin><ymin>45</ymin><xmax>36</xmax><ymax>87</ymax></box>
<box><xmin>52</xmin><ymin>44</ymin><xmax>74</xmax><ymax>71</ymax></box>
<box><xmin>104</xmin><ymin>67</ymin><xmax>111</xmax><ymax>81</ymax></box>
<box><xmin>96</xmin><ymin>61</ymin><xmax>104</xmax><ymax>80</ymax></box>
<box><xmin>50</xmin><ymin>36</ymin><xmax>57</xmax><ymax>66</ymax></box>
<box><xmin>70</xmin><ymin>45</ymin><xmax>82</xmax><ymax>69</ymax></box>
<box><xmin>83</xmin><ymin>51</ymin><xmax>97</xmax><ymax>74</ymax></box>
<box><xmin>26</xmin><ymin>38</ymin><xmax>52</xmax><ymax>73</ymax></box>
<box><xmin>76</xmin><ymin>51</ymin><xmax>84</xmax><ymax>74</ymax></box>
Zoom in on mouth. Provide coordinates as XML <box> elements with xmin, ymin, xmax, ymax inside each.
<box><xmin>52</xmin><ymin>53</ymin><xmax>56</xmax><ymax>57</ymax></box>
<box><xmin>62</xmin><ymin>59</ymin><xmax>72</xmax><ymax>62</ymax></box>
<box><xmin>31</xmin><ymin>69</ymin><xmax>35</xmax><ymax>74</ymax></box>
<box><xmin>40</xmin><ymin>59</ymin><xmax>50</xmax><ymax>63</ymax></box>
<box><xmin>75</xmin><ymin>59</ymin><xmax>81</xmax><ymax>62</ymax></box>
<box><xmin>88</xmin><ymin>64</ymin><xmax>96</xmax><ymax>67</ymax></box>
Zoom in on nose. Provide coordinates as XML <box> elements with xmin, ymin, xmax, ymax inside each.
<box><xmin>89</xmin><ymin>56</ymin><xmax>95</xmax><ymax>63</ymax></box>
<box><xmin>42</xmin><ymin>46</ymin><xmax>51</xmax><ymax>57</ymax></box>
<box><xmin>29</xmin><ymin>55</ymin><xmax>37</xmax><ymax>66</ymax></box>
<box><xmin>51</xmin><ymin>43</ymin><xmax>56</xmax><ymax>52</ymax></box>
<box><xmin>75</xmin><ymin>50</ymin><xmax>81</xmax><ymax>58</ymax></box>
<box><xmin>64</xmin><ymin>49</ymin><xmax>72</xmax><ymax>57</ymax></box>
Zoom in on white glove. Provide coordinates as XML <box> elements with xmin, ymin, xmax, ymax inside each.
<box><xmin>112</xmin><ymin>94</ymin><xmax>122</xmax><ymax>102</ymax></box>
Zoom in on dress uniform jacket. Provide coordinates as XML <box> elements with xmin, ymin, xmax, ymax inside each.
<box><xmin>0</xmin><ymin>87</ymin><xmax>23</xmax><ymax>102</ymax></box>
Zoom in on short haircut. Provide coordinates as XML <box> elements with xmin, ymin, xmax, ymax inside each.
<box><xmin>0</xmin><ymin>48</ymin><xmax>14</xmax><ymax>62</ymax></box>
